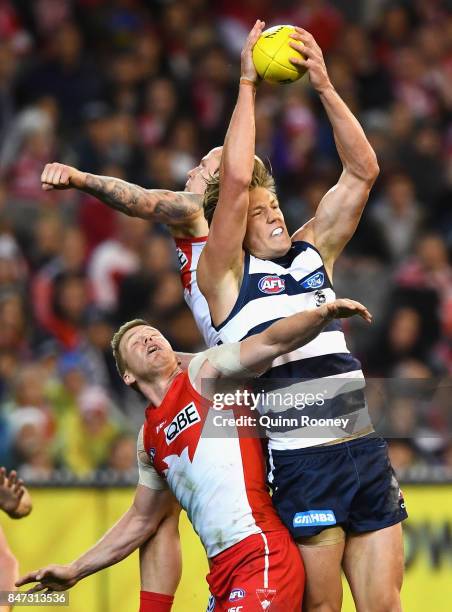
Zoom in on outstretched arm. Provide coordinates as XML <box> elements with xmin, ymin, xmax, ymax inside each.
<box><xmin>41</xmin><ymin>163</ymin><xmax>206</xmax><ymax>236</ymax></box>
<box><xmin>289</xmin><ymin>28</ymin><xmax>379</xmax><ymax>273</ymax></box>
<box><xmin>241</xmin><ymin>299</ymin><xmax>372</xmax><ymax>373</ymax></box>
<box><xmin>193</xmin><ymin>299</ymin><xmax>372</xmax><ymax>384</ymax></box>
<box><xmin>0</xmin><ymin>468</ymin><xmax>32</xmax><ymax>519</ymax></box>
<box><xmin>198</xmin><ymin>21</ymin><xmax>264</xmax><ymax>302</ymax></box>
<box><xmin>16</xmin><ymin>486</ymin><xmax>177</xmax><ymax>592</ymax></box>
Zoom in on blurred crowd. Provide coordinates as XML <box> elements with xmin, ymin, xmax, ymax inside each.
<box><xmin>0</xmin><ymin>0</ymin><xmax>451</xmax><ymax>481</ymax></box>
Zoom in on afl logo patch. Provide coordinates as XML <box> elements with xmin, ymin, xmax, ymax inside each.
<box><xmin>301</xmin><ymin>271</ymin><xmax>324</xmax><ymax>290</ymax></box>
<box><xmin>258</xmin><ymin>275</ymin><xmax>285</xmax><ymax>294</ymax></box>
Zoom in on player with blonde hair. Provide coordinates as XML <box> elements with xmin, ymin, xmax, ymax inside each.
<box><xmin>196</xmin><ymin>20</ymin><xmax>405</xmax><ymax>612</ymax></box>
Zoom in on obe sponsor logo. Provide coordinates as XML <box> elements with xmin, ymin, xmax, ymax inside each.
<box><xmin>229</xmin><ymin>588</ymin><xmax>246</xmax><ymax>601</ymax></box>
<box><xmin>293</xmin><ymin>509</ymin><xmax>337</xmax><ymax>528</ymax></box>
<box><xmin>228</xmin><ymin>608</ymin><xmax>243</xmax><ymax>612</ymax></box>
<box><xmin>165</xmin><ymin>402</ymin><xmax>201</xmax><ymax>444</ymax></box>
<box><xmin>258</xmin><ymin>275</ymin><xmax>285</xmax><ymax>294</ymax></box>
<box><xmin>301</xmin><ymin>271</ymin><xmax>324</xmax><ymax>290</ymax></box>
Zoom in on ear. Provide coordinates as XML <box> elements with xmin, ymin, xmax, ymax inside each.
<box><xmin>123</xmin><ymin>371</ymin><xmax>136</xmax><ymax>387</ymax></box>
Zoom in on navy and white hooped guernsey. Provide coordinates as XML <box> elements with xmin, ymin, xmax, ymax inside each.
<box><xmin>174</xmin><ymin>236</ymin><xmax>373</xmax><ymax>451</ymax></box>
<box><xmin>214</xmin><ymin>240</ymin><xmax>372</xmax><ymax>450</ymax></box>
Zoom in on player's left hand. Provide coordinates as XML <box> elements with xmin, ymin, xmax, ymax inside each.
<box><xmin>0</xmin><ymin>467</ymin><xmax>25</xmax><ymax>516</ymax></box>
<box><xmin>288</xmin><ymin>27</ymin><xmax>331</xmax><ymax>93</ymax></box>
<box><xmin>241</xmin><ymin>19</ymin><xmax>265</xmax><ymax>84</ymax></box>
<box><xmin>16</xmin><ymin>565</ymin><xmax>79</xmax><ymax>593</ymax></box>
<box><xmin>326</xmin><ymin>299</ymin><xmax>372</xmax><ymax>323</ymax></box>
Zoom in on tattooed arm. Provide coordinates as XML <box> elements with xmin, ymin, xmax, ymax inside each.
<box><xmin>41</xmin><ymin>162</ymin><xmax>207</xmax><ymax>235</ymax></box>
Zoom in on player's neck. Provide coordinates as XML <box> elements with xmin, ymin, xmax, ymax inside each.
<box><xmin>140</xmin><ymin>366</ymin><xmax>183</xmax><ymax>406</ymax></box>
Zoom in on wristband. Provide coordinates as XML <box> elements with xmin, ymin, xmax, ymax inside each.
<box><xmin>240</xmin><ymin>77</ymin><xmax>257</xmax><ymax>88</ymax></box>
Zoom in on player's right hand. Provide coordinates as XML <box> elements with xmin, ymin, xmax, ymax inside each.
<box><xmin>16</xmin><ymin>565</ymin><xmax>79</xmax><ymax>592</ymax></box>
<box><xmin>41</xmin><ymin>162</ymin><xmax>86</xmax><ymax>191</ymax></box>
<box><xmin>0</xmin><ymin>467</ymin><xmax>25</xmax><ymax>515</ymax></box>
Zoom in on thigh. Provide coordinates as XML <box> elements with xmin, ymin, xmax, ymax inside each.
<box><xmin>348</xmin><ymin>438</ymin><xmax>407</xmax><ymax>533</ymax></box>
<box><xmin>297</xmin><ymin>529</ymin><xmax>345</xmax><ymax>612</ymax></box>
<box><xmin>269</xmin><ymin>445</ymin><xmax>357</xmax><ymax>541</ymax></box>
<box><xmin>213</xmin><ymin>532</ymin><xmax>304</xmax><ymax>612</ymax></box>
<box><xmin>342</xmin><ymin>523</ymin><xmax>404</xmax><ymax>612</ymax></box>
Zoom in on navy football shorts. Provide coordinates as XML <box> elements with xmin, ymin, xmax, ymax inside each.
<box><xmin>268</xmin><ymin>435</ymin><xmax>408</xmax><ymax>538</ymax></box>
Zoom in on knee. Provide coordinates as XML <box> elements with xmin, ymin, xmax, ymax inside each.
<box><xmin>370</xmin><ymin>590</ymin><xmax>402</xmax><ymax>612</ymax></box>
<box><xmin>304</xmin><ymin>605</ymin><xmax>341</xmax><ymax>612</ymax></box>
<box><xmin>303</xmin><ymin>598</ymin><xmax>341</xmax><ymax>612</ymax></box>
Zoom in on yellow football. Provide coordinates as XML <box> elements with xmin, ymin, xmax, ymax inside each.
<box><xmin>252</xmin><ymin>25</ymin><xmax>306</xmax><ymax>84</ymax></box>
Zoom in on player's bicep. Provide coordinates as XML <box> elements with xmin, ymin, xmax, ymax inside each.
<box><xmin>202</xmin><ymin>187</ymin><xmax>249</xmax><ymax>275</ymax></box>
<box><xmin>133</xmin><ymin>484</ymin><xmax>173</xmax><ymax>515</ymax></box>
<box><xmin>136</xmin><ymin>427</ymin><xmax>167</xmax><ymax>492</ymax></box>
<box><xmin>150</xmin><ymin>191</ymin><xmax>204</xmax><ymax>226</ymax></box>
<box><xmin>311</xmin><ymin>173</ymin><xmax>371</xmax><ymax>261</ymax></box>
<box><xmin>200</xmin><ymin>344</ymin><xmax>260</xmax><ymax>380</ymax></box>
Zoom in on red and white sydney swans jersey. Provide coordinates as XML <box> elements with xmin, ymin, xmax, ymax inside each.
<box><xmin>174</xmin><ymin>236</ymin><xmax>220</xmax><ymax>347</ymax></box>
<box><xmin>142</xmin><ymin>371</ymin><xmax>284</xmax><ymax>558</ymax></box>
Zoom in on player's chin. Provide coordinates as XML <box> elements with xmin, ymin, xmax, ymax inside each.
<box><xmin>271</xmin><ymin>234</ymin><xmax>291</xmax><ymax>254</ymax></box>
<box><xmin>264</xmin><ymin>243</ymin><xmax>290</xmax><ymax>259</ymax></box>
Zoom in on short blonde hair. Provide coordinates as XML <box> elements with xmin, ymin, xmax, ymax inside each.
<box><xmin>111</xmin><ymin>318</ymin><xmax>148</xmax><ymax>378</ymax></box>
<box><xmin>203</xmin><ymin>157</ymin><xmax>276</xmax><ymax>226</ymax></box>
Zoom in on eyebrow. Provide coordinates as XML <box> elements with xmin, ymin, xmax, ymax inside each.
<box><xmin>125</xmin><ymin>328</ymin><xmax>141</xmax><ymax>350</ymax></box>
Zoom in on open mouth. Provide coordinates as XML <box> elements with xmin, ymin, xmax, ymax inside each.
<box><xmin>271</xmin><ymin>227</ymin><xmax>283</xmax><ymax>237</ymax></box>
<box><xmin>147</xmin><ymin>346</ymin><xmax>159</xmax><ymax>355</ymax></box>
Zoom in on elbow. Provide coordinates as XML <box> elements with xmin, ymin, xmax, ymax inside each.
<box><xmin>362</xmin><ymin>149</ymin><xmax>380</xmax><ymax>185</ymax></box>
<box><xmin>366</xmin><ymin>156</ymin><xmax>380</xmax><ymax>185</ymax></box>
<box><xmin>349</xmin><ymin>155</ymin><xmax>380</xmax><ymax>186</ymax></box>
<box><xmin>221</xmin><ymin>160</ymin><xmax>252</xmax><ymax>191</ymax></box>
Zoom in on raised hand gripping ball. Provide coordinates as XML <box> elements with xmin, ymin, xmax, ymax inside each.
<box><xmin>252</xmin><ymin>25</ymin><xmax>306</xmax><ymax>84</ymax></box>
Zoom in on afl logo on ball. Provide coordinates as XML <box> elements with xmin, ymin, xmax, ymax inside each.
<box><xmin>258</xmin><ymin>275</ymin><xmax>285</xmax><ymax>294</ymax></box>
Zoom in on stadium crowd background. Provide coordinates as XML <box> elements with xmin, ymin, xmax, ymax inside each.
<box><xmin>0</xmin><ymin>0</ymin><xmax>450</xmax><ymax>483</ymax></box>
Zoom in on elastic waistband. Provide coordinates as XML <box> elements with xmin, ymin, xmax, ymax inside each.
<box><xmin>270</xmin><ymin>433</ymin><xmax>384</xmax><ymax>457</ymax></box>
<box><xmin>209</xmin><ymin>530</ymin><xmax>288</xmax><ymax>563</ymax></box>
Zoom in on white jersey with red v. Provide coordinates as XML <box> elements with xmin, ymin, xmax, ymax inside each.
<box><xmin>174</xmin><ymin>236</ymin><xmax>220</xmax><ymax>347</ymax></box>
<box><xmin>142</xmin><ymin>370</ymin><xmax>284</xmax><ymax>558</ymax></box>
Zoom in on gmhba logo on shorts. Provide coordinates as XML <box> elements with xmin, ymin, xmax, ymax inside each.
<box><xmin>293</xmin><ymin>509</ymin><xmax>336</xmax><ymax>527</ymax></box>
<box><xmin>164</xmin><ymin>402</ymin><xmax>201</xmax><ymax>444</ymax></box>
